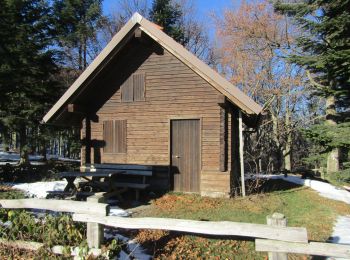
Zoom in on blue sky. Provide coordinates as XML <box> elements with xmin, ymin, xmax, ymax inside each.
<box><xmin>102</xmin><ymin>0</ymin><xmax>240</xmax><ymax>39</ymax></box>
<box><xmin>103</xmin><ymin>0</ymin><xmax>236</xmax><ymax>17</ymax></box>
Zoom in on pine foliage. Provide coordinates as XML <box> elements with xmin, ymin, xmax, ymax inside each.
<box><xmin>149</xmin><ymin>0</ymin><xmax>187</xmax><ymax>44</ymax></box>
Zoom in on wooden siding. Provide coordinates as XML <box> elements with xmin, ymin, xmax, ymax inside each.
<box><xmin>200</xmin><ymin>171</ymin><xmax>230</xmax><ymax>198</ymax></box>
<box><xmin>85</xmin><ymin>41</ymin><xmax>230</xmax><ymax>192</ymax></box>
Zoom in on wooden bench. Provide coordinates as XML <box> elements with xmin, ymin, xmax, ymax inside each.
<box><xmin>85</xmin><ymin>164</ymin><xmax>153</xmax><ymax>200</ymax></box>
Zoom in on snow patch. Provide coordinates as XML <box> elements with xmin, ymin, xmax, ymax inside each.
<box><xmin>329</xmin><ymin>216</ymin><xmax>350</xmax><ymax>260</ymax></box>
<box><xmin>109</xmin><ymin>206</ymin><xmax>131</xmax><ymax>217</ymax></box>
<box><xmin>13</xmin><ymin>181</ymin><xmax>67</xmax><ymax>198</ymax></box>
<box><xmin>105</xmin><ymin>230</ymin><xmax>151</xmax><ymax>260</ymax></box>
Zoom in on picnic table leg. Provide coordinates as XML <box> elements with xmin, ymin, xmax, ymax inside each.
<box><xmin>135</xmin><ymin>190</ymin><xmax>140</xmax><ymax>201</ymax></box>
<box><xmin>63</xmin><ymin>177</ymin><xmax>77</xmax><ymax>192</ymax></box>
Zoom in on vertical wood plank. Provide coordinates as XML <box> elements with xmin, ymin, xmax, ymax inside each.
<box><xmin>266</xmin><ymin>213</ymin><xmax>288</xmax><ymax>260</ymax></box>
<box><xmin>86</xmin><ymin>195</ymin><xmax>106</xmax><ymax>249</ymax></box>
<box><xmin>238</xmin><ymin>110</ymin><xmax>246</xmax><ymax>197</ymax></box>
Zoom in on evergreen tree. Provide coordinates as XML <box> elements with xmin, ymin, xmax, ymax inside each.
<box><xmin>275</xmin><ymin>0</ymin><xmax>350</xmax><ymax>174</ymax></box>
<box><xmin>149</xmin><ymin>0</ymin><xmax>187</xmax><ymax>44</ymax></box>
<box><xmin>0</xmin><ymin>0</ymin><xmax>59</xmax><ymax>164</ymax></box>
<box><xmin>52</xmin><ymin>0</ymin><xmax>103</xmax><ymax>71</ymax></box>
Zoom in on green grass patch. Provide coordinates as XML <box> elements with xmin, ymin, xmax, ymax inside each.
<box><xmin>133</xmin><ymin>180</ymin><xmax>350</xmax><ymax>259</ymax></box>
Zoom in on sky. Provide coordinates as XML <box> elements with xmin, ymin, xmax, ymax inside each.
<box><xmin>103</xmin><ymin>0</ymin><xmax>236</xmax><ymax>17</ymax></box>
<box><xmin>102</xmin><ymin>0</ymin><xmax>240</xmax><ymax>38</ymax></box>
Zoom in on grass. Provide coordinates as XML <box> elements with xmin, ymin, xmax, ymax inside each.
<box><xmin>130</xmin><ymin>179</ymin><xmax>350</xmax><ymax>259</ymax></box>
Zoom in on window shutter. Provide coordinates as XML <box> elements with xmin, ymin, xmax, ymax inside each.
<box><xmin>133</xmin><ymin>73</ymin><xmax>145</xmax><ymax>101</ymax></box>
<box><xmin>103</xmin><ymin>120</ymin><xmax>114</xmax><ymax>153</ymax></box>
<box><xmin>103</xmin><ymin>120</ymin><xmax>127</xmax><ymax>153</ymax></box>
<box><xmin>121</xmin><ymin>77</ymin><xmax>133</xmax><ymax>102</ymax></box>
<box><xmin>114</xmin><ymin>120</ymin><xmax>127</xmax><ymax>153</ymax></box>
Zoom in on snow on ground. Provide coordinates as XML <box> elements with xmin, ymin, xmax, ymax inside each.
<box><xmin>105</xmin><ymin>231</ymin><xmax>151</xmax><ymax>260</ymax></box>
<box><xmin>12</xmin><ymin>181</ymin><xmax>67</xmax><ymax>198</ymax></box>
<box><xmin>11</xmin><ymin>180</ymin><xmax>131</xmax><ymax>216</ymax></box>
<box><xmin>329</xmin><ymin>216</ymin><xmax>350</xmax><ymax>260</ymax></box>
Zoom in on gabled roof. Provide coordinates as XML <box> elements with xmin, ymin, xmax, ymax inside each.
<box><xmin>43</xmin><ymin>13</ymin><xmax>262</xmax><ymax>124</ymax></box>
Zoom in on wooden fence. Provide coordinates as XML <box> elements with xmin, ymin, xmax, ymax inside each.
<box><xmin>0</xmin><ymin>197</ymin><xmax>349</xmax><ymax>259</ymax></box>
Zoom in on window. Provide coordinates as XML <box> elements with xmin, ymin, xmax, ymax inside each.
<box><xmin>103</xmin><ymin>120</ymin><xmax>126</xmax><ymax>153</ymax></box>
<box><xmin>121</xmin><ymin>73</ymin><xmax>145</xmax><ymax>102</ymax></box>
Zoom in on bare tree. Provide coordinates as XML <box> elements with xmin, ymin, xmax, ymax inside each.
<box><xmin>213</xmin><ymin>0</ymin><xmax>310</xmax><ymax>173</ymax></box>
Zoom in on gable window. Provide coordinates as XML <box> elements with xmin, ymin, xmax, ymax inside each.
<box><xmin>103</xmin><ymin>120</ymin><xmax>126</xmax><ymax>153</ymax></box>
<box><xmin>121</xmin><ymin>73</ymin><xmax>145</xmax><ymax>102</ymax></box>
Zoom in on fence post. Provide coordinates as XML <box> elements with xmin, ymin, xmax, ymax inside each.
<box><xmin>86</xmin><ymin>193</ymin><xmax>106</xmax><ymax>249</ymax></box>
<box><xmin>266</xmin><ymin>213</ymin><xmax>288</xmax><ymax>260</ymax></box>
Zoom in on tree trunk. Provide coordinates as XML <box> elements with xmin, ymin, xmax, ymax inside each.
<box><xmin>78</xmin><ymin>43</ymin><xmax>83</xmax><ymax>71</ymax></box>
<box><xmin>1</xmin><ymin>126</ymin><xmax>10</xmax><ymax>152</ymax></box>
<box><xmin>19</xmin><ymin>125</ymin><xmax>30</xmax><ymax>165</ymax></box>
<box><xmin>326</xmin><ymin>95</ymin><xmax>340</xmax><ymax>174</ymax></box>
<box><xmin>40</xmin><ymin>140</ymin><xmax>47</xmax><ymax>162</ymax></box>
<box><xmin>271</xmin><ymin>113</ymin><xmax>283</xmax><ymax>171</ymax></box>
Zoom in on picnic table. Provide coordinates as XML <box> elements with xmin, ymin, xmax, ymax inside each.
<box><xmin>48</xmin><ymin>164</ymin><xmax>153</xmax><ymax>200</ymax></box>
<box><xmin>58</xmin><ymin>171</ymin><xmax>126</xmax><ymax>193</ymax></box>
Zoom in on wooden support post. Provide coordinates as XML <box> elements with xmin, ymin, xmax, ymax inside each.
<box><xmin>238</xmin><ymin>110</ymin><xmax>246</xmax><ymax>197</ymax></box>
<box><xmin>86</xmin><ymin>194</ymin><xmax>106</xmax><ymax>249</ymax></box>
<box><xmin>266</xmin><ymin>213</ymin><xmax>288</xmax><ymax>260</ymax></box>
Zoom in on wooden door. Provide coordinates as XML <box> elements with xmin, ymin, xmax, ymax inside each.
<box><xmin>171</xmin><ymin>119</ymin><xmax>200</xmax><ymax>192</ymax></box>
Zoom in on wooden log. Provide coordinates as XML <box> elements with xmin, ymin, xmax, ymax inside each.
<box><xmin>67</xmin><ymin>104</ymin><xmax>86</xmax><ymax>114</ymax></box>
<box><xmin>0</xmin><ymin>199</ymin><xmax>108</xmax><ymax>216</ymax></box>
<box><xmin>0</xmin><ymin>238</ymin><xmax>43</xmax><ymax>251</ymax></box>
<box><xmin>0</xmin><ymin>238</ymin><xmax>102</xmax><ymax>257</ymax></box>
<box><xmin>255</xmin><ymin>239</ymin><xmax>350</xmax><ymax>258</ymax></box>
<box><xmin>266</xmin><ymin>213</ymin><xmax>288</xmax><ymax>260</ymax></box>
<box><xmin>72</xmin><ymin>214</ymin><xmax>308</xmax><ymax>243</ymax></box>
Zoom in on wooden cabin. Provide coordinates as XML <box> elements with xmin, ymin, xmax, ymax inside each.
<box><xmin>43</xmin><ymin>13</ymin><xmax>263</xmax><ymax>197</ymax></box>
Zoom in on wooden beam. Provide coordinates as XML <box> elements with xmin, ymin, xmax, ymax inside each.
<box><xmin>0</xmin><ymin>199</ymin><xmax>109</xmax><ymax>216</ymax></box>
<box><xmin>0</xmin><ymin>239</ymin><xmax>102</xmax><ymax>257</ymax></box>
<box><xmin>238</xmin><ymin>110</ymin><xmax>246</xmax><ymax>197</ymax></box>
<box><xmin>134</xmin><ymin>27</ymin><xmax>142</xmax><ymax>38</ymax></box>
<box><xmin>73</xmin><ymin>214</ymin><xmax>308</xmax><ymax>243</ymax></box>
<box><xmin>86</xmin><ymin>195</ymin><xmax>106</xmax><ymax>249</ymax></box>
<box><xmin>266</xmin><ymin>213</ymin><xmax>287</xmax><ymax>260</ymax></box>
<box><xmin>217</xmin><ymin>94</ymin><xmax>226</xmax><ymax>105</ymax></box>
<box><xmin>67</xmin><ymin>104</ymin><xmax>86</xmax><ymax>114</ymax></box>
<box><xmin>255</xmin><ymin>239</ymin><xmax>350</xmax><ymax>258</ymax></box>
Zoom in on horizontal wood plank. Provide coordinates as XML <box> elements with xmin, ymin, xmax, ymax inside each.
<box><xmin>73</xmin><ymin>214</ymin><xmax>308</xmax><ymax>243</ymax></box>
<box><xmin>0</xmin><ymin>199</ymin><xmax>109</xmax><ymax>216</ymax></box>
<box><xmin>255</xmin><ymin>239</ymin><xmax>350</xmax><ymax>258</ymax></box>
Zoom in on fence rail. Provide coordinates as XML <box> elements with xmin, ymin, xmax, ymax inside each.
<box><xmin>0</xmin><ymin>198</ymin><xmax>108</xmax><ymax>216</ymax></box>
<box><xmin>72</xmin><ymin>213</ymin><xmax>308</xmax><ymax>243</ymax></box>
<box><xmin>255</xmin><ymin>239</ymin><xmax>350</xmax><ymax>258</ymax></box>
<box><xmin>0</xmin><ymin>198</ymin><xmax>349</xmax><ymax>259</ymax></box>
